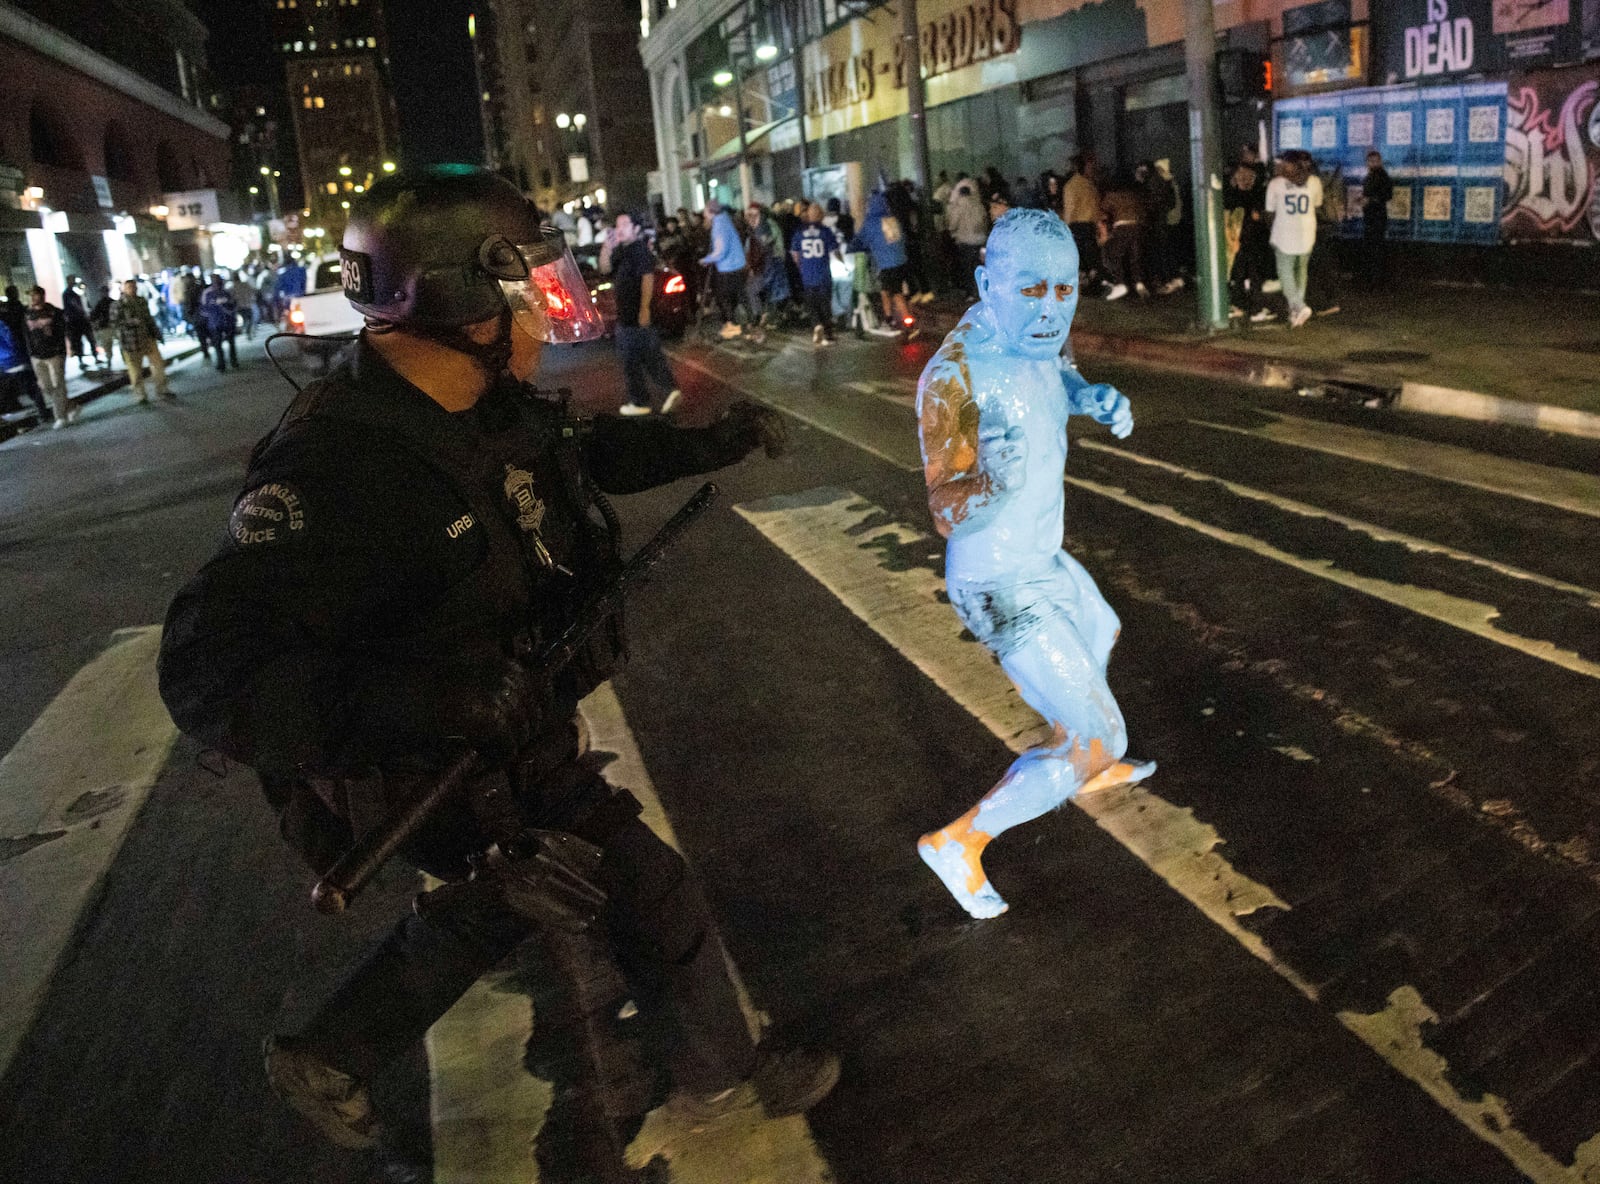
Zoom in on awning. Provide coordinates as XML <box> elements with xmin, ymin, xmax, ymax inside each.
<box><xmin>0</xmin><ymin>207</ymin><xmax>44</xmax><ymax>232</ymax></box>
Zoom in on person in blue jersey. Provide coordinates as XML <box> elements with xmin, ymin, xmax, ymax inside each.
<box><xmin>789</xmin><ymin>202</ymin><xmax>840</xmax><ymax>347</ymax></box>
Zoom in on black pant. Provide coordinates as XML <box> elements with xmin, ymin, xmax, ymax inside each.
<box><xmin>2</xmin><ymin>365</ymin><xmax>48</xmax><ymax>418</ymax></box>
<box><xmin>298</xmin><ymin>774</ymin><xmax>756</xmax><ymax>1099</ymax></box>
<box><xmin>803</xmin><ymin>284</ymin><xmax>834</xmax><ymax>336</ymax></box>
<box><xmin>1305</xmin><ymin>233</ymin><xmax>1340</xmax><ymax>311</ymax></box>
<box><xmin>1068</xmin><ymin>222</ymin><xmax>1102</xmax><ymax>281</ymax></box>
<box><xmin>955</xmin><ymin>244</ymin><xmax>982</xmax><ymax>298</ymax></box>
<box><xmin>1104</xmin><ymin>224</ymin><xmax>1147</xmax><ymax>289</ymax></box>
<box><xmin>615</xmin><ymin>324</ymin><xmax>676</xmax><ymax>409</ymax></box>
<box><xmin>213</xmin><ymin>327</ymin><xmax>239</xmax><ymax>371</ymax></box>
<box><xmin>1230</xmin><ymin>239</ymin><xmax>1271</xmax><ymax>313</ymax></box>
<box><xmin>1361</xmin><ymin>211</ymin><xmax>1389</xmax><ymax>287</ymax></box>
<box><xmin>711</xmin><ymin>268</ymin><xmax>750</xmax><ymax>325</ymax></box>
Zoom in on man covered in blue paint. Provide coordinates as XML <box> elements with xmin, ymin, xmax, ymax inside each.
<box><xmin>914</xmin><ymin>208</ymin><xmax>1156</xmax><ymax>919</ymax></box>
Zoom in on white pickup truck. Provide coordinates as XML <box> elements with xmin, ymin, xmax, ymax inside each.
<box><xmin>280</xmin><ymin>256</ymin><xmax>365</xmax><ymax>370</ymax></box>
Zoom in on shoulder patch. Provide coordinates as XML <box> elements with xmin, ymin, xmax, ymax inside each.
<box><xmin>229</xmin><ymin>482</ymin><xmax>307</xmax><ymax>547</ymax></box>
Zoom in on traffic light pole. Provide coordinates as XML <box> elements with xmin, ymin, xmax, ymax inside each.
<box><xmin>1184</xmin><ymin>0</ymin><xmax>1231</xmax><ymax>332</ymax></box>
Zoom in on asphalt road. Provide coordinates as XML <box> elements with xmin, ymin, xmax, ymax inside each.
<box><xmin>1</xmin><ymin>319</ymin><xmax>1597</xmax><ymax>1183</ymax></box>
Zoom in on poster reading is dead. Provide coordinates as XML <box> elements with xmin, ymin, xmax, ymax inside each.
<box><xmin>1502</xmin><ymin>63</ymin><xmax>1600</xmax><ymax>244</ymax></box>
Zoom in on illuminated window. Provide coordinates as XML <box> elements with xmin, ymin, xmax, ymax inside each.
<box><xmin>294</xmin><ymin>40</ymin><xmax>303</xmax><ymax>50</ymax></box>
<box><xmin>314</xmin><ymin>96</ymin><xmax>325</xmax><ymax>108</ymax></box>
<box><xmin>367</xmin><ymin>36</ymin><xmax>376</xmax><ymax>46</ymax></box>
<box><xmin>309</xmin><ymin>39</ymin><xmax>317</xmax><ymax>48</ymax></box>
<box><xmin>344</xmin><ymin>64</ymin><xmax>352</xmax><ymax>74</ymax></box>
<box><xmin>303</xmin><ymin>83</ymin><xmax>310</xmax><ymax>92</ymax></box>
<box><xmin>325</xmin><ymin>181</ymin><xmax>338</xmax><ymax>194</ymax></box>
<box><xmin>354</xmin><ymin>64</ymin><xmax>362</xmax><ymax>74</ymax></box>
<box><xmin>303</xmin><ymin>96</ymin><xmax>312</xmax><ymax>107</ymax></box>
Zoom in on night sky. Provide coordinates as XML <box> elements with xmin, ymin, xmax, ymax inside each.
<box><xmin>382</xmin><ymin>0</ymin><xmax>485</xmax><ymax>168</ymax></box>
<box><xmin>192</xmin><ymin>0</ymin><xmax>483</xmax><ymax>174</ymax></box>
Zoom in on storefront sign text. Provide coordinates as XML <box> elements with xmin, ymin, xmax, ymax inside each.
<box><xmin>1405</xmin><ymin>0</ymin><xmax>1475</xmax><ymax>77</ymax></box>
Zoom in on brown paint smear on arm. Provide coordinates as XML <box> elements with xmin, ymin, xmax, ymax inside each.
<box><xmin>920</xmin><ymin>338</ymin><xmax>993</xmax><ymax>539</ymax></box>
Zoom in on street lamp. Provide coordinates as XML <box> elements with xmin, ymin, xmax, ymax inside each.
<box><xmin>755</xmin><ymin>43</ymin><xmax>778</xmax><ymax>60</ymax></box>
<box><xmin>339</xmin><ymin>165</ymin><xmax>353</xmax><ymax>177</ymax></box>
<box><xmin>382</xmin><ymin>161</ymin><xmax>396</xmax><ymax>172</ymax></box>
<box><xmin>249</xmin><ymin>185</ymin><xmax>260</xmax><ymax>194</ymax></box>
<box><xmin>573</xmin><ymin>112</ymin><xmax>587</xmax><ymax>129</ymax></box>
<box><xmin>260</xmin><ymin>165</ymin><xmax>271</xmax><ymax>176</ymax></box>
<box><xmin>712</xmin><ymin>69</ymin><xmax>733</xmax><ymax>86</ymax></box>
<box><xmin>556</xmin><ymin>112</ymin><xmax>571</xmax><ymax>128</ymax></box>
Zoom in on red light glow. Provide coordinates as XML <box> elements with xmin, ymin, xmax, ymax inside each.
<box><xmin>663</xmin><ymin>274</ymin><xmax>686</xmax><ymax>295</ymax></box>
<box><xmin>536</xmin><ymin>275</ymin><xmax>574</xmax><ymax>319</ymax></box>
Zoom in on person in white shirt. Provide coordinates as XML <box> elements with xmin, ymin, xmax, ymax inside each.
<box><xmin>1264</xmin><ymin>150</ymin><xmax>1323</xmax><ymax>327</ymax></box>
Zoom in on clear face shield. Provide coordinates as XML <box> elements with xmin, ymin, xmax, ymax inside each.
<box><xmin>479</xmin><ymin>230</ymin><xmax>605</xmax><ymax>344</ymax></box>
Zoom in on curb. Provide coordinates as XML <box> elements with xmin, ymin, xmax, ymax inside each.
<box><xmin>1068</xmin><ymin>326</ymin><xmax>1600</xmax><ymax>442</ymax></box>
<box><xmin>1</xmin><ymin>345</ymin><xmax>205</xmax><ymax>444</ymax></box>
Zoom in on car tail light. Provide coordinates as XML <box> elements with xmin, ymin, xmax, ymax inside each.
<box><xmin>663</xmin><ymin>274</ymin><xmax>686</xmax><ymax>295</ymax></box>
<box><xmin>289</xmin><ymin>304</ymin><xmax>306</xmax><ymax>331</ymax></box>
<box><xmin>903</xmin><ymin>315</ymin><xmax>915</xmax><ymax>326</ymax></box>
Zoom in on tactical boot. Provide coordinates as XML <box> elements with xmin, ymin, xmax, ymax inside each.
<box><xmin>670</xmin><ymin>1045</ymin><xmax>840</xmax><ymax>1122</ymax></box>
<box><xmin>263</xmin><ymin>1034</ymin><xmax>380</xmax><ymax>1149</ymax></box>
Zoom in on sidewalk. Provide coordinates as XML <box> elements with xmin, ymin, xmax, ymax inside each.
<box><xmin>917</xmin><ymin>276</ymin><xmax>1600</xmax><ymax>439</ymax></box>
<box><xmin>1</xmin><ymin>340</ymin><xmax>207</xmax><ymax>444</ymax></box>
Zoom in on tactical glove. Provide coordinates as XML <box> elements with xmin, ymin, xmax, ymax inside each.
<box><xmin>340</xmin><ymin>648</ymin><xmax>540</xmax><ymax>767</ymax></box>
<box><xmin>725</xmin><ymin>399</ymin><xmax>788</xmax><ymax>459</ymax></box>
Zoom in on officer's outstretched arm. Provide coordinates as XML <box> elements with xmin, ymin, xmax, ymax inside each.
<box><xmin>583</xmin><ymin>401</ymin><xmax>785</xmax><ymax>495</ymax></box>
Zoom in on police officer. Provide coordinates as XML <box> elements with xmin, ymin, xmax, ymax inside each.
<box><xmin>157</xmin><ymin>166</ymin><xmax>835</xmax><ymax>1156</ymax></box>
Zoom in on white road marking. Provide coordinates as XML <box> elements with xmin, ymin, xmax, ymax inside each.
<box><xmin>1193</xmin><ymin>412</ymin><xmax>1600</xmax><ymax>520</ymax></box>
<box><xmin>733</xmin><ymin>485</ymin><xmax>1597</xmax><ymax>1184</ymax></box>
<box><xmin>1067</xmin><ymin>474</ymin><xmax>1600</xmax><ymax>680</ymax></box>
<box><xmin>427</xmin><ymin>683</ymin><xmax>832</xmax><ymax>1183</ymax></box>
<box><xmin>0</xmin><ymin>626</ymin><xmax>179</xmax><ymax>1076</ymax></box>
<box><xmin>1077</xmin><ymin>438</ymin><xmax>1600</xmax><ymax>606</ymax></box>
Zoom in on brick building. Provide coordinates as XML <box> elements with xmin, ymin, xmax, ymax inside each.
<box><xmin>0</xmin><ymin>0</ymin><xmax>234</xmax><ymax>302</ymax></box>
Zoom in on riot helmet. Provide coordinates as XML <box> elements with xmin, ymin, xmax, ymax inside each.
<box><xmin>339</xmin><ymin>165</ymin><xmax>602</xmax><ymax>364</ymax></box>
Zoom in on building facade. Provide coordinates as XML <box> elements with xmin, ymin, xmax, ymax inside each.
<box><xmin>268</xmin><ymin>0</ymin><xmax>399</xmax><ymax>237</ymax></box>
<box><xmin>0</xmin><ymin>0</ymin><xmax>234</xmax><ymax>303</ymax></box>
<box><xmin>642</xmin><ymin>0</ymin><xmax>1600</xmax><ymax>276</ymax></box>
<box><xmin>476</xmin><ymin>0</ymin><xmax>658</xmax><ymax>214</ymax></box>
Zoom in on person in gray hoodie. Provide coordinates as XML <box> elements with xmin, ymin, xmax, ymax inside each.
<box><xmin>944</xmin><ymin>179</ymin><xmax>989</xmax><ymax>300</ymax></box>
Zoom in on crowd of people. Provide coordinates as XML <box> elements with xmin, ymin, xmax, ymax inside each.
<box><xmin>564</xmin><ymin>141</ymin><xmax>1396</xmax><ymax>361</ymax></box>
<box><xmin>0</xmin><ymin>256</ymin><xmax>313</xmax><ymax>432</ymax></box>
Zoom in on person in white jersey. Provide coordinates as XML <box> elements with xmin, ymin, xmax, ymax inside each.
<box><xmin>1264</xmin><ymin>150</ymin><xmax>1323</xmax><ymax>328</ymax></box>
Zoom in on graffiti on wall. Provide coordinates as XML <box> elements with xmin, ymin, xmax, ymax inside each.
<box><xmin>1502</xmin><ymin>65</ymin><xmax>1600</xmax><ymax>243</ymax></box>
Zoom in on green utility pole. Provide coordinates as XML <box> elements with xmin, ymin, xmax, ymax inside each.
<box><xmin>900</xmin><ymin>0</ymin><xmax>932</xmax><ymax>194</ymax></box>
<box><xmin>1184</xmin><ymin>0</ymin><xmax>1230</xmax><ymax>332</ymax></box>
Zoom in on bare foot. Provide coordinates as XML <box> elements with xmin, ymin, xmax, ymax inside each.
<box><xmin>1077</xmin><ymin>758</ymin><xmax>1157</xmax><ymax>796</ymax></box>
<box><xmin>918</xmin><ymin>823</ymin><xmax>1008</xmax><ymax>919</ymax></box>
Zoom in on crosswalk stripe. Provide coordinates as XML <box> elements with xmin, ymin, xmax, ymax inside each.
<box><xmin>733</xmin><ymin>485</ymin><xmax>1596</xmax><ymax>1184</ymax></box>
<box><xmin>1068</xmin><ymin>473</ymin><xmax>1600</xmax><ymax>680</ymax></box>
<box><xmin>0</xmin><ymin>626</ymin><xmax>178</xmax><ymax>1077</ymax></box>
<box><xmin>427</xmin><ymin>682</ymin><xmax>832</xmax><ymax>1183</ymax></box>
<box><xmin>1194</xmin><ymin>413</ymin><xmax>1600</xmax><ymax>519</ymax></box>
<box><xmin>1077</xmin><ymin>438</ymin><xmax>1600</xmax><ymax>606</ymax></box>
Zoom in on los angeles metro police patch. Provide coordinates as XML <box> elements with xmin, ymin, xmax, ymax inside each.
<box><xmin>229</xmin><ymin>482</ymin><xmax>306</xmax><ymax>546</ymax></box>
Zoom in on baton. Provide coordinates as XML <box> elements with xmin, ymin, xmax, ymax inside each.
<box><xmin>311</xmin><ymin>481</ymin><xmax>720</xmax><ymax>913</ymax></box>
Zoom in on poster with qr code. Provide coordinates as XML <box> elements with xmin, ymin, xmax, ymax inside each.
<box><xmin>1278</xmin><ymin>118</ymin><xmax>1304</xmax><ymax>149</ymax></box>
<box><xmin>1387</xmin><ymin>185</ymin><xmax>1413</xmax><ymax>221</ymax></box>
<box><xmin>1347</xmin><ymin>112</ymin><xmax>1375</xmax><ymax>146</ymax></box>
<box><xmin>1463</xmin><ymin>186</ymin><xmax>1497</xmax><ymax>223</ymax></box>
<box><xmin>1386</xmin><ymin>110</ymin><xmax>1413</xmax><ymax>146</ymax></box>
<box><xmin>1468</xmin><ymin>104</ymin><xmax>1501</xmax><ymax>141</ymax></box>
<box><xmin>1426</xmin><ymin>107</ymin><xmax>1455</xmax><ymax>144</ymax></box>
<box><xmin>1423</xmin><ymin>186</ymin><xmax>1453</xmax><ymax>220</ymax></box>
<box><xmin>1312</xmin><ymin>116</ymin><xmax>1338</xmax><ymax>147</ymax></box>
